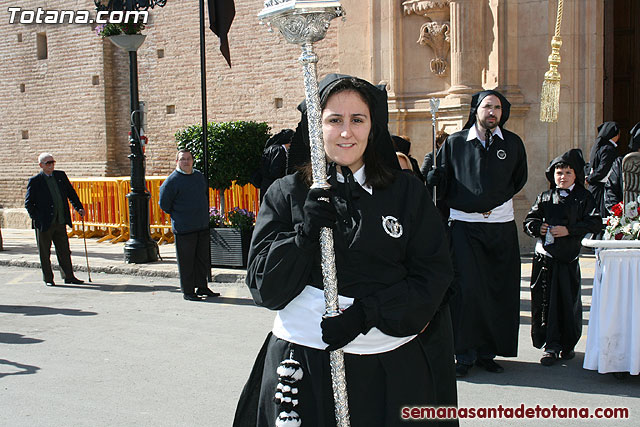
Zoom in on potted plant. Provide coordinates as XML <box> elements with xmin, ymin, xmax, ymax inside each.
<box><xmin>209</xmin><ymin>207</ymin><xmax>256</xmax><ymax>268</ymax></box>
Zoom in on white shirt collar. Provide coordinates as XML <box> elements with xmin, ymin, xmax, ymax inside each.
<box><xmin>467</xmin><ymin>124</ymin><xmax>504</xmax><ymax>145</ymax></box>
<box><xmin>558</xmin><ymin>183</ymin><xmax>575</xmax><ymax>193</ymax></box>
<box><xmin>336</xmin><ymin>165</ymin><xmax>373</xmax><ymax>195</ymax></box>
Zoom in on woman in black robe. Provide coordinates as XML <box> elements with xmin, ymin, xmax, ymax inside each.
<box><xmin>234</xmin><ymin>75</ymin><xmax>457</xmax><ymax>426</ymax></box>
<box><xmin>523</xmin><ymin>149</ymin><xmax>602</xmax><ymax>366</ymax></box>
<box><xmin>587</xmin><ymin>121</ymin><xmax>620</xmax><ymax>218</ymax></box>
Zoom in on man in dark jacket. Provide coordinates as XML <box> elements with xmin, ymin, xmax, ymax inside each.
<box><xmin>25</xmin><ymin>153</ymin><xmax>85</xmax><ymax>286</ymax></box>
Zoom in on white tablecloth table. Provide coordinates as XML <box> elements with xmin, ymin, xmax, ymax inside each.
<box><xmin>583</xmin><ymin>248</ymin><xmax>640</xmax><ymax>375</ymax></box>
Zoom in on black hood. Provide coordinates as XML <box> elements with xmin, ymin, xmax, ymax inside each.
<box><xmin>463</xmin><ymin>90</ymin><xmax>511</xmax><ymax>130</ymax></box>
<box><xmin>630</xmin><ymin>122</ymin><xmax>640</xmax><ymax>152</ymax></box>
<box><xmin>545</xmin><ymin>148</ymin><xmax>586</xmax><ymax>188</ymax></box>
<box><xmin>589</xmin><ymin>121</ymin><xmax>620</xmax><ymax>162</ymax></box>
<box><xmin>287</xmin><ymin>73</ymin><xmax>400</xmax><ymax>173</ymax></box>
<box><xmin>391</xmin><ymin>135</ymin><xmax>411</xmax><ymax>155</ymax></box>
<box><xmin>264</xmin><ymin>128</ymin><xmax>294</xmax><ymax>149</ymax></box>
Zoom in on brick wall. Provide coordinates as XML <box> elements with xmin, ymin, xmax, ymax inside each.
<box><xmin>0</xmin><ymin>0</ymin><xmax>339</xmax><ymax>210</ymax></box>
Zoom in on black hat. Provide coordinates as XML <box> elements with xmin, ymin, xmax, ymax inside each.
<box><xmin>545</xmin><ymin>148</ymin><xmax>587</xmax><ymax>188</ymax></box>
<box><xmin>463</xmin><ymin>90</ymin><xmax>511</xmax><ymax>130</ymax></box>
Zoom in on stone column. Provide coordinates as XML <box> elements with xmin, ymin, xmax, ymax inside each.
<box><xmin>447</xmin><ymin>0</ymin><xmax>484</xmax><ymax>97</ymax></box>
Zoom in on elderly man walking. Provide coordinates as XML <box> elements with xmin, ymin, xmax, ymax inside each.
<box><xmin>25</xmin><ymin>153</ymin><xmax>85</xmax><ymax>286</ymax></box>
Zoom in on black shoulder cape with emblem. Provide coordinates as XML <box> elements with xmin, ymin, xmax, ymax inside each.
<box><xmin>435</xmin><ymin>127</ymin><xmax>527</xmax><ymax>213</ymax></box>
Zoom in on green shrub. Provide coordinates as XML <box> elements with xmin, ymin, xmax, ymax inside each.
<box><xmin>175</xmin><ymin>121</ymin><xmax>270</xmax><ymax>191</ymax></box>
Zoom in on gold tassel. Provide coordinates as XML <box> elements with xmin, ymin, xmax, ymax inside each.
<box><xmin>540</xmin><ymin>0</ymin><xmax>564</xmax><ymax>123</ymax></box>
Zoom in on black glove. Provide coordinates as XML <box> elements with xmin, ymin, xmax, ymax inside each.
<box><xmin>297</xmin><ymin>187</ymin><xmax>337</xmax><ymax>248</ymax></box>
<box><xmin>426</xmin><ymin>166</ymin><xmax>445</xmax><ymax>187</ymax></box>
<box><xmin>321</xmin><ymin>301</ymin><xmax>367</xmax><ymax>351</ymax></box>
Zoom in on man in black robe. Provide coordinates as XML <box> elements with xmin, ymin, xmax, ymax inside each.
<box><xmin>523</xmin><ymin>149</ymin><xmax>602</xmax><ymax>365</ymax></box>
<box><xmin>604</xmin><ymin>122</ymin><xmax>640</xmax><ymax>213</ymax></box>
<box><xmin>427</xmin><ymin>90</ymin><xmax>527</xmax><ymax>377</ymax></box>
<box><xmin>252</xmin><ymin>129</ymin><xmax>294</xmax><ymax>203</ymax></box>
<box><xmin>587</xmin><ymin>121</ymin><xmax>620</xmax><ymax>218</ymax></box>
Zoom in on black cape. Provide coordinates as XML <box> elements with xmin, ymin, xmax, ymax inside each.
<box><xmin>523</xmin><ymin>149</ymin><xmax>602</xmax><ymax>350</ymax></box>
<box><xmin>236</xmin><ymin>171</ymin><xmax>457</xmax><ymax>426</ymax></box>
<box><xmin>604</xmin><ymin>156</ymin><xmax>623</xmax><ymax>214</ymax></box>
<box><xmin>434</xmin><ymin>128</ymin><xmax>527</xmax><ymax>213</ymax></box>
<box><xmin>587</xmin><ymin>122</ymin><xmax>620</xmax><ymax>217</ymax></box>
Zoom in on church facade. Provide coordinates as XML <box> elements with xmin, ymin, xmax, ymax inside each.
<box><xmin>1</xmin><ymin>0</ymin><xmax>638</xmax><ymax>249</ymax></box>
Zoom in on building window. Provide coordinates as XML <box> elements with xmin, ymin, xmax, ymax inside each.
<box><xmin>20</xmin><ymin>84</ymin><xmax>25</xmax><ymax>92</ymax></box>
<box><xmin>274</xmin><ymin>98</ymin><xmax>283</xmax><ymax>109</ymax></box>
<box><xmin>17</xmin><ymin>33</ymin><xmax>23</xmax><ymax>42</ymax></box>
<box><xmin>166</xmin><ymin>105</ymin><xmax>176</xmax><ymax>114</ymax></box>
<box><xmin>37</xmin><ymin>33</ymin><xmax>47</xmax><ymax>60</ymax></box>
<box><xmin>92</xmin><ymin>75</ymin><xmax>100</xmax><ymax>85</ymax></box>
<box><xmin>22</xmin><ymin>130</ymin><xmax>29</xmax><ymax>139</ymax></box>
<box><xmin>157</xmin><ymin>49</ymin><xmax>164</xmax><ymax>58</ymax></box>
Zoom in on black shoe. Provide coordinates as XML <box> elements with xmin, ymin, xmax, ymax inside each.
<box><xmin>183</xmin><ymin>293</ymin><xmax>201</xmax><ymax>301</ymax></box>
<box><xmin>540</xmin><ymin>351</ymin><xmax>558</xmax><ymax>366</ymax></box>
<box><xmin>560</xmin><ymin>350</ymin><xmax>575</xmax><ymax>360</ymax></box>
<box><xmin>196</xmin><ymin>288</ymin><xmax>220</xmax><ymax>298</ymax></box>
<box><xmin>476</xmin><ymin>358</ymin><xmax>504</xmax><ymax>373</ymax></box>
<box><xmin>64</xmin><ymin>277</ymin><xmax>84</xmax><ymax>284</ymax></box>
<box><xmin>455</xmin><ymin>362</ymin><xmax>472</xmax><ymax>378</ymax></box>
<box><xmin>45</xmin><ymin>281</ymin><xmax>55</xmax><ymax>287</ymax></box>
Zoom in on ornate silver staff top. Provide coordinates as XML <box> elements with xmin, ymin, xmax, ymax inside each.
<box><xmin>259</xmin><ymin>1</ymin><xmax>349</xmax><ymax>426</ymax></box>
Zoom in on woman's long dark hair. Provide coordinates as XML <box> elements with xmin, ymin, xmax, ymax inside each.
<box><xmin>300</xmin><ymin>77</ymin><xmax>395</xmax><ymax>189</ymax></box>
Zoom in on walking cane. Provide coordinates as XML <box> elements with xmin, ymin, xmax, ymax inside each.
<box><xmin>81</xmin><ymin>216</ymin><xmax>92</xmax><ymax>282</ymax></box>
<box><xmin>260</xmin><ymin>2</ymin><xmax>349</xmax><ymax>425</ymax></box>
<box><xmin>429</xmin><ymin>98</ymin><xmax>440</xmax><ymax>205</ymax></box>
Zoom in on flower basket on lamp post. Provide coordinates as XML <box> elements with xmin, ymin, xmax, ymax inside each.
<box><xmin>108</xmin><ymin>34</ymin><xmax>146</xmax><ymax>51</ymax></box>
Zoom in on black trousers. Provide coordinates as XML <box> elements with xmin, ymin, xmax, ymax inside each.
<box><xmin>175</xmin><ymin>229</ymin><xmax>210</xmax><ymax>294</ymax></box>
<box><xmin>36</xmin><ymin>223</ymin><xmax>74</xmax><ymax>283</ymax></box>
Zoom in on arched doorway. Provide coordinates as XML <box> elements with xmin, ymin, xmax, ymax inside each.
<box><xmin>604</xmin><ymin>0</ymin><xmax>640</xmax><ymax>155</ymax></box>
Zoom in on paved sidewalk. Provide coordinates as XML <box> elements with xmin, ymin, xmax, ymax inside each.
<box><xmin>0</xmin><ymin>228</ymin><xmax>246</xmax><ymax>284</ymax></box>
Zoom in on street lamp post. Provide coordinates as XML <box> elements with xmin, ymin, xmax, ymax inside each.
<box><xmin>97</xmin><ymin>0</ymin><xmax>166</xmax><ymax>263</ymax></box>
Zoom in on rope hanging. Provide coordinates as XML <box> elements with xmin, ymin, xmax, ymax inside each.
<box><xmin>540</xmin><ymin>0</ymin><xmax>564</xmax><ymax>122</ymax></box>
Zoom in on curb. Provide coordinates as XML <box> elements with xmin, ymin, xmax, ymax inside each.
<box><xmin>0</xmin><ymin>258</ymin><xmax>247</xmax><ymax>284</ymax></box>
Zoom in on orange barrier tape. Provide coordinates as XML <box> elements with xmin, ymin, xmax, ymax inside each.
<box><xmin>69</xmin><ymin>176</ymin><xmax>259</xmax><ymax>244</ymax></box>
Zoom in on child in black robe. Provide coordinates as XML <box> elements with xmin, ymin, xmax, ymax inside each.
<box><xmin>523</xmin><ymin>148</ymin><xmax>602</xmax><ymax>366</ymax></box>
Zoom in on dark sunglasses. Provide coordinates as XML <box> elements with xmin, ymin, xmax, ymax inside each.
<box><xmin>44</xmin><ymin>160</ymin><xmax>56</xmax><ymax>165</ymax></box>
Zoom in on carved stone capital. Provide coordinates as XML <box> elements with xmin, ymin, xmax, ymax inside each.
<box><xmin>403</xmin><ymin>0</ymin><xmax>450</xmax><ymax>21</ymax></box>
<box><xmin>259</xmin><ymin>1</ymin><xmax>344</xmax><ymax>45</ymax></box>
<box><xmin>417</xmin><ymin>21</ymin><xmax>450</xmax><ymax>76</ymax></box>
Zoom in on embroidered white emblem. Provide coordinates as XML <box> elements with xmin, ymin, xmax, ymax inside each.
<box><xmin>497</xmin><ymin>149</ymin><xmax>507</xmax><ymax>160</ymax></box>
<box><xmin>382</xmin><ymin>215</ymin><xmax>403</xmax><ymax>238</ymax></box>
